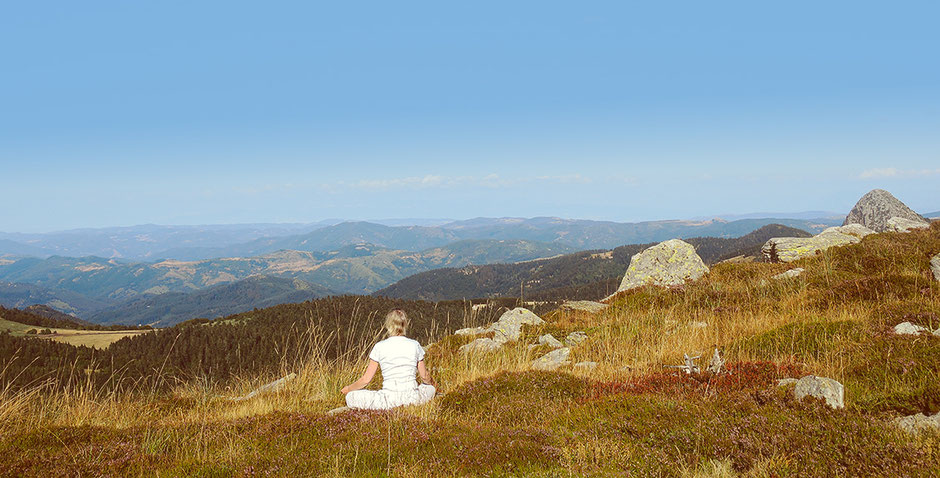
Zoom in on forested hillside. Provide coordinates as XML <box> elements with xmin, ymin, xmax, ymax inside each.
<box><xmin>376</xmin><ymin>224</ymin><xmax>812</xmax><ymax>301</ymax></box>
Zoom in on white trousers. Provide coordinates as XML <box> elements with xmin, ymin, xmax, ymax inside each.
<box><xmin>345</xmin><ymin>384</ymin><xmax>436</xmax><ymax>410</ymax></box>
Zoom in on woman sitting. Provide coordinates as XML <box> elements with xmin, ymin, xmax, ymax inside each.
<box><xmin>341</xmin><ymin>309</ymin><xmax>437</xmax><ymax>410</ymax></box>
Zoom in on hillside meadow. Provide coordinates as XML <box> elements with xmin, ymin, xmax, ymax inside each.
<box><xmin>1</xmin><ymin>224</ymin><xmax>939</xmax><ymax>476</ymax></box>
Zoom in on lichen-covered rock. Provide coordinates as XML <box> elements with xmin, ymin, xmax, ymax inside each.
<box><xmin>455</xmin><ymin>326</ymin><xmax>487</xmax><ymax>336</ymax></box>
<box><xmin>893</xmin><ymin>322</ymin><xmax>930</xmax><ymax>335</ymax></box>
<box><xmin>932</xmin><ymin>254</ymin><xmax>940</xmax><ymax>282</ymax></box>
<box><xmin>772</xmin><ymin>268</ymin><xmax>804</xmax><ymax>280</ymax></box>
<box><xmin>537</xmin><ymin>334</ymin><xmax>563</xmax><ymax>348</ymax></box>
<box><xmin>843</xmin><ymin>189</ymin><xmax>928</xmax><ymax>232</ymax></box>
<box><xmin>613</xmin><ymin>239</ymin><xmax>708</xmax><ymax>293</ymax></box>
<box><xmin>560</xmin><ymin>300</ymin><xmax>608</xmax><ymax>314</ymax></box>
<box><xmin>565</xmin><ymin>331</ymin><xmax>588</xmax><ymax>347</ymax></box>
<box><xmin>489</xmin><ymin>308</ymin><xmax>545</xmax><ymax>343</ymax></box>
<box><xmin>762</xmin><ymin>232</ymin><xmax>859</xmax><ymax>263</ymax></box>
<box><xmin>894</xmin><ymin>411</ymin><xmax>940</xmax><ymax>434</ymax></box>
<box><xmin>777</xmin><ymin>378</ymin><xmax>799</xmax><ymax>387</ymax></box>
<box><xmin>821</xmin><ymin>224</ymin><xmax>876</xmax><ymax>238</ymax></box>
<box><xmin>458</xmin><ymin>337</ymin><xmax>502</xmax><ymax>354</ymax></box>
<box><xmin>794</xmin><ymin>375</ymin><xmax>844</xmax><ymax>409</ymax></box>
<box><xmin>531</xmin><ymin>347</ymin><xmax>570</xmax><ymax>371</ymax></box>
<box><xmin>886</xmin><ymin>216</ymin><xmax>930</xmax><ymax>233</ymax></box>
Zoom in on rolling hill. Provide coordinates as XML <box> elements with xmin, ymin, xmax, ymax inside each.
<box><xmin>375</xmin><ymin>224</ymin><xmax>812</xmax><ymax>301</ymax></box>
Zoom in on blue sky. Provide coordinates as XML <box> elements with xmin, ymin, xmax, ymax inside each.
<box><xmin>1</xmin><ymin>1</ymin><xmax>938</xmax><ymax>232</ymax></box>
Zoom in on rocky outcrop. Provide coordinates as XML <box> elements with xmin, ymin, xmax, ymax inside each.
<box><xmin>560</xmin><ymin>300</ymin><xmax>608</xmax><ymax>314</ymax></box>
<box><xmin>843</xmin><ymin>189</ymin><xmax>927</xmax><ymax>232</ymax></box>
<box><xmin>886</xmin><ymin>216</ymin><xmax>930</xmax><ymax>233</ymax></box>
<box><xmin>932</xmin><ymin>254</ymin><xmax>940</xmax><ymax>282</ymax></box>
<box><xmin>531</xmin><ymin>347</ymin><xmax>570</xmax><ymax>371</ymax></box>
<box><xmin>894</xmin><ymin>411</ymin><xmax>940</xmax><ymax>434</ymax></box>
<box><xmin>457</xmin><ymin>307</ymin><xmax>545</xmax><ymax>353</ymax></box>
<box><xmin>821</xmin><ymin>224</ymin><xmax>875</xmax><ymax>238</ymax></box>
<box><xmin>611</xmin><ymin>239</ymin><xmax>708</xmax><ymax>294</ymax></box>
<box><xmin>762</xmin><ymin>232</ymin><xmax>860</xmax><ymax>263</ymax></box>
<box><xmin>772</xmin><ymin>268</ymin><xmax>804</xmax><ymax>280</ymax></box>
<box><xmin>794</xmin><ymin>375</ymin><xmax>844</xmax><ymax>409</ymax></box>
<box><xmin>537</xmin><ymin>334</ymin><xmax>563</xmax><ymax>348</ymax></box>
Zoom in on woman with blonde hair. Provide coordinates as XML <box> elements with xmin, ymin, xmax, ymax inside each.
<box><xmin>341</xmin><ymin>309</ymin><xmax>437</xmax><ymax>410</ymax></box>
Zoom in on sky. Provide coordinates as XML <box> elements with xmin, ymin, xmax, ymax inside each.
<box><xmin>1</xmin><ymin>1</ymin><xmax>938</xmax><ymax>232</ymax></box>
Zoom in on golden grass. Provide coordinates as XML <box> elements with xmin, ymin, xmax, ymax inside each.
<box><xmin>0</xmin><ymin>318</ymin><xmax>151</xmax><ymax>349</ymax></box>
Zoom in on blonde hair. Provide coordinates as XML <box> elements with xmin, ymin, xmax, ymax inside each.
<box><xmin>384</xmin><ymin>309</ymin><xmax>409</xmax><ymax>337</ymax></box>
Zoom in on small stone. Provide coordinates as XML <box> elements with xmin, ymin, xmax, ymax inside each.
<box><xmin>893</xmin><ymin>322</ymin><xmax>930</xmax><ymax>335</ymax></box>
<box><xmin>537</xmin><ymin>334</ymin><xmax>563</xmax><ymax>348</ymax></box>
<box><xmin>565</xmin><ymin>331</ymin><xmax>588</xmax><ymax>347</ymax></box>
<box><xmin>531</xmin><ymin>347</ymin><xmax>571</xmax><ymax>371</ymax></box>
<box><xmin>327</xmin><ymin>406</ymin><xmax>350</xmax><ymax>416</ymax></box>
<box><xmin>772</xmin><ymin>268</ymin><xmax>804</xmax><ymax>280</ymax></box>
<box><xmin>489</xmin><ymin>308</ymin><xmax>545</xmax><ymax>343</ymax></box>
<box><xmin>894</xmin><ymin>411</ymin><xmax>940</xmax><ymax>434</ymax></box>
<box><xmin>560</xmin><ymin>300</ymin><xmax>609</xmax><ymax>314</ymax></box>
<box><xmin>690</xmin><ymin>321</ymin><xmax>708</xmax><ymax>329</ymax></box>
<box><xmin>573</xmin><ymin>361</ymin><xmax>598</xmax><ymax>370</ymax></box>
<box><xmin>455</xmin><ymin>326</ymin><xmax>487</xmax><ymax>336</ymax></box>
<box><xmin>794</xmin><ymin>375</ymin><xmax>844</xmax><ymax>409</ymax></box>
<box><xmin>886</xmin><ymin>216</ymin><xmax>930</xmax><ymax>233</ymax></box>
<box><xmin>777</xmin><ymin>378</ymin><xmax>798</xmax><ymax>387</ymax></box>
<box><xmin>458</xmin><ymin>337</ymin><xmax>501</xmax><ymax>354</ymax></box>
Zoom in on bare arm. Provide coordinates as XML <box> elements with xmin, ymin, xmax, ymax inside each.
<box><xmin>417</xmin><ymin>360</ymin><xmax>437</xmax><ymax>388</ymax></box>
<box><xmin>341</xmin><ymin>360</ymin><xmax>379</xmax><ymax>394</ymax></box>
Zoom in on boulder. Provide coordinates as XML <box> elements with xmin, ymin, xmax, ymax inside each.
<box><xmin>772</xmin><ymin>268</ymin><xmax>804</xmax><ymax>280</ymax></box>
<box><xmin>794</xmin><ymin>375</ymin><xmax>844</xmax><ymax>409</ymax></box>
<box><xmin>612</xmin><ymin>239</ymin><xmax>708</xmax><ymax>294</ymax></box>
<box><xmin>886</xmin><ymin>216</ymin><xmax>930</xmax><ymax>233</ymax></box>
<box><xmin>932</xmin><ymin>254</ymin><xmax>940</xmax><ymax>282</ymax></box>
<box><xmin>821</xmin><ymin>224</ymin><xmax>876</xmax><ymax>238</ymax></box>
<box><xmin>893</xmin><ymin>322</ymin><xmax>930</xmax><ymax>336</ymax></box>
<box><xmin>455</xmin><ymin>326</ymin><xmax>487</xmax><ymax>336</ymax></box>
<box><xmin>565</xmin><ymin>331</ymin><xmax>588</xmax><ymax>347</ymax></box>
<box><xmin>894</xmin><ymin>411</ymin><xmax>940</xmax><ymax>434</ymax></box>
<box><xmin>531</xmin><ymin>347</ymin><xmax>571</xmax><ymax>371</ymax></box>
<box><xmin>458</xmin><ymin>337</ymin><xmax>501</xmax><ymax>354</ymax></box>
<box><xmin>560</xmin><ymin>300</ymin><xmax>608</xmax><ymax>314</ymax></box>
<box><xmin>843</xmin><ymin>189</ymin><xmax>928</xmax><ymax>232</ymax></box>
<box><xmin>762</xmin><ymin>232</ymin><xmax>859</xmax><ymax>263</ymax></box>
<box><xmin>489</xmin><ymin>308</ymin><xmax>545</xmax><ymax>343</ymax></box>
<box><xmin>537</xmin><ymin>334</ymin><xmax>563</xmax><ymax>348</ymax></box>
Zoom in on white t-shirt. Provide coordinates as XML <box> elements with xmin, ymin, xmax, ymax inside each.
<box><xmin>369</xmin><ymin>336</ymin><xmax>426</xmax><ymax>392</ymax></box>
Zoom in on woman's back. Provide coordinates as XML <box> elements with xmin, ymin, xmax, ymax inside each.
<box><xmin>369</xmin><ymin>335</ymin><xmax>425</xmax><ymax>392</ymax></box>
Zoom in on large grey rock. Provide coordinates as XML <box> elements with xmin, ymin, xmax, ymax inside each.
<box><xmin>762</xmin><ymin>232</ymin><xmax>860</xmax><ymax>263</ymax></box>
<box><xmin>844</xmin><ymin>189</ymin><xmax>928</xmax><ymax>232</ymax></box>
<box><xmin>794</xmin><ymin>375</ymin><xmax>844</xmax><ymax>409</ymax></box>
<box><xmin>886</xmin><ymin>216</ymin><xmax>930</xmax><ymax>233</ymax></box>
<box><xmin>893</xmin><ymin>322</ymin><xmax>930</xmax><ymax>336</ymax></box>
<box><xmin>531</xmin><ymin>347</ymin><xmax>571</xmax><ymax>371</ymax></box>
<box><xmin>560</xmin><ymin>300</ymin><xmax>608</xmax><ymax>314</ymax></box>
<box><xmin>458</xmin><ymin>337</ymin><xmax>502</xmax><ymax>354</ymax></box>
<box><xmin>894</xmin><ymin>411</ymin><xmax>940</xmax><ymax>434</ymax></box>
<box><xmin>822</xmin><ymin>224</ymin><xmax>876</xmax><ymax>238</ymax></box>
<box><xmin>613</xmin><ymin>239</ymin><xmax>708</xmax><ymax>293</ymax></box>
<box><xmin>772</xmin><ymin>268</ymin><xmax>804</xmax><ymax>280</ymax></box>
<box><xmin>932</xmin><ymin>254</ymin><xmax>940</xmax><ymax>282</ymax></box>
<box><xmin>455</xmin><ymin>307</ymin><xmax>545</xmax><ymax>345</ymax></box>
<box><xmin>489</xmin><ymin>308</ymin><xmax>545</xmax><ymax>343</ymax></box>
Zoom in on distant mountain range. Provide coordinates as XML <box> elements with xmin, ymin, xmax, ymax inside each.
<box><xmin>0</xmin><ymin>216</ymin><xmax>844</xmax><ymax>262</ymax></box>
<box><xmin>375</xmin><ymin>224</ymin><xmax>813</xmax><ymax>302</ymax></box>
<box><xmin>0</xmin><ymin>239</ymin><xmax>574</xmax><ymax>321</ymax></box>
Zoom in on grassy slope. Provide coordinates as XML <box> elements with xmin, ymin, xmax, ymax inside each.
<box><xmin>1</xmin><ymin>224</ymin><xmax>939</xmax><ymax>476</ymax></box>
<box><xmin>0</xmin><ymin>318</ymin><xmax>149</xmax><ymax>349</ymax></box>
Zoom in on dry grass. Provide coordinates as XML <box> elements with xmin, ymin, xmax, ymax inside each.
<box><xmin>1</xmin><ymin>224</ymin><xmax>939</xmax><ymax>475</ymax></box>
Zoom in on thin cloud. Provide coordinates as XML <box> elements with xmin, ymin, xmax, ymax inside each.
<box><xmin>858</xmin><ymin>167</ymin><xmax>940</xmax><ymax>179</ymax></box>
